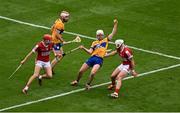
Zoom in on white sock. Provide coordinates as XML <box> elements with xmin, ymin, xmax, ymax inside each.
<box><xmin>114</xmin><ymin>92</ymin><xmax>118</xmax><ymax>95</ymax></box>
<box><xmin>24</xmin><ymin>86</ymin><xmax>29</xmax><ymax>90</ymax></box>
<box><xmin>39</xmin><ymin>75</ymin><xmax>42</xmax><ymax>79</ymax></box>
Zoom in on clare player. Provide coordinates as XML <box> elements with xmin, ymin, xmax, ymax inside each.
<box><xmin>71</xmin><ymin>19</ymin><xmax>118</xmax><ymax>90</ymax></box>
<box><xmin>50</xmin><ymin>11</ymin><xmax>70</xmax><ymax>74</ymax></box>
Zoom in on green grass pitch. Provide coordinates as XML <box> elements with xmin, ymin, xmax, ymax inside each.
<box><xmin>0</xmin><ymin>0</ymin><xmax>180</xmax><ymax>112</ymax></box>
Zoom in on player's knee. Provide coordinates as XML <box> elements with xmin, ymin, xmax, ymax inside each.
<box><xmin>48</xmin><ymin>74</ymin><xmax>53</xmax><ymax>78</ymax></box>
<box><xmin>33</xmin><ymin>74</ymin><xmax>38</xmax><ymax>77</ymax></box>
<box><xmin>117</xmin><ymin>76</ymin><xmax>123</xmax><ymax>81</ymax></box>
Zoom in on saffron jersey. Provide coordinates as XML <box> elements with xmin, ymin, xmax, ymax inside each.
<box><xmin>51</xmin><ymin>19</ymin><xmax>64</xmax><ymax>44</ymax></box>
<box><xmin>91</xmin><ymin>37</ymin><xmax>109</xmax><ymax>58</ymax></box>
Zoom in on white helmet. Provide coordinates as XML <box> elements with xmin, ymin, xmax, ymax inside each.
<box><xmin>96</xmin><ymin>29</ymin><xmax>104</xmax><ymax>36</ymax></box>
<box><xmin>60</xmin><ymin>11</ymin><xmax>70</xmax><ymax>17</ymax></box>
<box><xmin>115</xmin><ymin>39</ymin><xmax>124</xmax><ymax>48</ymax></box>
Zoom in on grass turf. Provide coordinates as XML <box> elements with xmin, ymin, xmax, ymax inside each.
<box><xmin>0</xmin><ymin>0</ymin><xmax>180</xmax><ymax>112</ymax></box>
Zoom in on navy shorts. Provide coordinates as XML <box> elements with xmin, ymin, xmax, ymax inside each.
<box><xmin>86</xmin><ymin>55</ymin><xmax>103</xmax><ymax>67</ymax></box>
<box><xmin>53</xmin><ymin>43</ymin><xmax>63</xmax><ymax>51</ymax></box>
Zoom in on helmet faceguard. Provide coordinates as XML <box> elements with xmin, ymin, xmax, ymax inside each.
<box><xmin>115</xmin><ymin>39</ymin><xmax>124</xmax><ymax>48</ymax></box>
<box><xmin>96</xmin><ymin>30</ymin><xmax>104</xmax><ymax>40</ymax></box>
<box><xmin>60</xmin><ymin>11</ymin><xmax>70</xmax><ymax>22</ymax></box>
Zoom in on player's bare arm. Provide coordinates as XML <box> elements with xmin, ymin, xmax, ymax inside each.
<box><xmin>105</xmin><ymin>50</ymin><xmax>117</xmax><ymax>57</ymax></box>
<box><xmin>79</xmin><ymin>45</ymin><xmax>93</xmax><ymax>54</ymax></box>
<box><xmin>129</xmin><ymin>58</ymin><xmax>138</xmax><ymax>76</ymax></box>
<box><xmin>108</xmin><ymin>19</ymin><xmax>118</xmax><ymax>40</ymax></box>
<box><xmin>21</xmin><ymin>45</ymin><xmax>38</xmax><ymax>64</ymax></box>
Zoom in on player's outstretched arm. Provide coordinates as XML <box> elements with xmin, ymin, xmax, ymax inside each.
<box><xmin>129</xmin><ymin>58</ymin><xmax>138</xmax><ymax>77</ymax></box>
<box><xmin>108</xmin><ymin>19</ymin><xmax>118</xmax><ymax>40</ymax></box>
<box><xmin>21</xmin><ymin>45</ymin><xmax>38</xmax><ymax>64</ymax></box>
<box><xmin>21</xmin><ymin>51</ymin><xmax>34</xmax><ymax>65</ymax></box>
<box><xmin>79</xmin><ymin>45</ymin><xmax>93</xmax><ymax>55</ymax></box>
<box><xmin>104</xmin><ymin>50</ymin><xmax>117</xmax><ymax>58</ymax></box>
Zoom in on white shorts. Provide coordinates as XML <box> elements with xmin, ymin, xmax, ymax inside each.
<box><xmin>117</xmin><ymin>64</ymin><xmax>130</xmax><ymax>73</ymax></box>
<box><xmin>36</xmin><ymin>60</ymin><xmax>51</xmax><ymax>68</ymax></box>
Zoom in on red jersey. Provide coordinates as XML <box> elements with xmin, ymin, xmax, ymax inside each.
<box><xmin>33</xmin><ymin>41</ymin><xmax>53</xmax><ymax>62</ymax></box>
<box><xmin>117</xmin><ymin>46</ymin><xmax>133</xmax><ymax>67</ymax></box>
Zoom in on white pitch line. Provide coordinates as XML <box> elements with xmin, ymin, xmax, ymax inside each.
<box><xmin>0</xmin><ymin>63</ymin><xmax>180</xmax><ymax>112</ymax></box>
<box><xmin>0</xmin><ymin>15</ymin><xmax>180</xmax><ymax>60</ymax></box>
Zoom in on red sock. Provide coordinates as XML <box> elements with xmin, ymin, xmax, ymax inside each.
<box><xmin>115</xmin><ymin>88</ymin><xmax>119</xmax><ymax>94</ymax></box>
